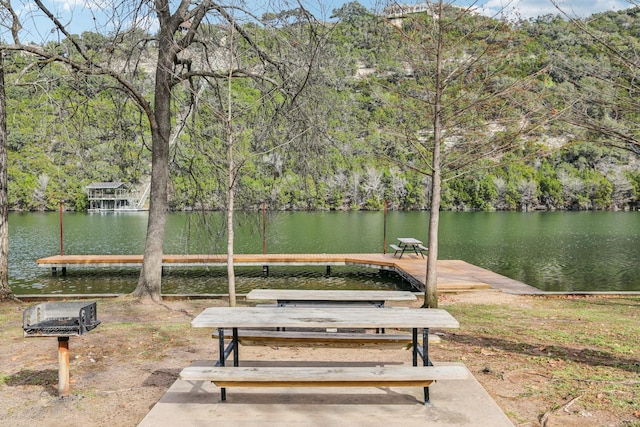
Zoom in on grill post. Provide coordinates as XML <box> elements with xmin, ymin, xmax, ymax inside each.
<box><xmin>58</xmin><ymin>337</ymin><xmax>70</xmax><ymax>397</ymax></box>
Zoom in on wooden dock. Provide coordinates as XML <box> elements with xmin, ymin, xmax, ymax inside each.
<box><xmin>36</xmin><ymin>253</ymin><xmax>540</xmax><ymax>294</ymax></box>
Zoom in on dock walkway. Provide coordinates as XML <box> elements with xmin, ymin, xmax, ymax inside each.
<box><xmin>36</xmin><ymin>253</ymin><xmax>541</xmax><ymax>294</ymax></box>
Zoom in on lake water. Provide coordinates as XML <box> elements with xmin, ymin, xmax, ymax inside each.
<box><xmin>8</xmin><ymin>211</ymin><xmax>640</xmax><ymax>294</ymax></box>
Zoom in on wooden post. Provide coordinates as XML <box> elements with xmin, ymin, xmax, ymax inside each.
<box><xmin>262</xmin><ymin>202</ymin><xmax>268</xmax><ymax>276</ymax></box>
<box><xmin>383</xmin><ymin>200</ymin><xmax>388</xmax><ymax>254</ymax></box>
<box><xmin>58</xmin><ymin>337</ymin><xmax>70</xmax><ymax>397</ymax></box>
<box><xmin>262</xmin><ymin>202</ymin><xmax>267</xmax><ymax>255</ymax></box>
<box><xmin>59</xmin><ymin>201</ymin><xmax>64</xmax><ymax>256</ymax></box>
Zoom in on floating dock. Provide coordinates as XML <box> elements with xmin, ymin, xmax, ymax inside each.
<box><xmin>36</xmin><ymin>253</ymin><xmax>541</xmax><ymax>294</ymax></box>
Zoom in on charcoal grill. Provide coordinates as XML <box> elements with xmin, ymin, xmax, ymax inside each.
<box><xmin>23</xmin><ymin>301</ymin><xmax>100</xmax><ymax>396</ymax></box>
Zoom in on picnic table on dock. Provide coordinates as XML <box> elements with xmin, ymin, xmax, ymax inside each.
<box><xmin>390</xmin><ymin>238</ymin><xmax>428</xmax><ymax>259</ymax></box>
<box><xmin>181</xmin><ymin>306</ymin><xmax>466</xmax><ymax>404</ymax></box>
<box><xmin>245</xmin><ymin>289</ymin><xmax>416</xmax><ymax>307</ymax></box>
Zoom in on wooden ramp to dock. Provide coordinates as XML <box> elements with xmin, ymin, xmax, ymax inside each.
<box><xmin>36</xmin><ymin>253</ymin><xmax>539</xmax><ymax>294</ymax></box>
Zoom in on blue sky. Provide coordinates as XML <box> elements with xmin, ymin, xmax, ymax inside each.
<box><xmin>6</xmin><ymin>0</ymin><xmax>636</xmax><ymax>44</ymax></box>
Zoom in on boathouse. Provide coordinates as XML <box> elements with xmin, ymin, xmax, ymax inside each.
<box><xmin>86</xmin><ymin>182</ymin><xmax>143</xmax><ymax>212</ymax></box>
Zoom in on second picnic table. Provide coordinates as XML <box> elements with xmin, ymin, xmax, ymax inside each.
<box><xmin>245</xmin><ymin>289</ymin><xmax>416</xmax><ymax>307</ymax></box>
<box><xmin>391</xmin><ymin>237</ymin><xmax>428</xmax><ymax>258</ymax></box>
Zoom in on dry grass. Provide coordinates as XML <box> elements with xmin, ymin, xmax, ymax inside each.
<box><xmin>0</xmin><ymin>294</ymin><xmax>638</xmax><ymax>426</ymax></box>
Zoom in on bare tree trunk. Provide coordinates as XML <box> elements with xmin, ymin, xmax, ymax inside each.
<box><xmin>423</xmin><ymin>0</ymin><xmax>446</xmax><ymax>309</ymax></box>
<box><xmin>424</xmin><ymin>150</ymin><xmax>441</xmax><ymax>307</ymax></box>
<box><xmin>0</xmin><ymin>50</ymin><xmax>14</xmax><ymax>300</ymax></box>
<box><xmin>131</xmin><ymin>25</ymin><xmax>174</xmax><ymax>302</ymax></box>
<box><xmin>226</xmin><ymin>57</ymin><xmax>236</xmax><ymax>307</ymax></box>
<box><xmin>226</xmin><ymin>140</ymin><xmax>236</xmax><ymax>307</ymax></box>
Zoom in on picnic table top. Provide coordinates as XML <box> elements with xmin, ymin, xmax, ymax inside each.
<box><xmin>191</xmin><ymin>306</ymin><xmax>459</xmax><ymax>329</ymax></box>
<box><xmin>245</xmin><ymin>289</ymin><xmax>417</xmax><ymax>302</ymax></box>
<box><xmin>397</xmin><ymin>237</ymin><xmax>423</xmax><ymax>245</ymax></box>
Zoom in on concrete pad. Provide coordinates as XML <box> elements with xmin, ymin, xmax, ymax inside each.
<box><xmin>138</xmin><ymin>362</ymin><xmax>513</xmax><ymax>427</ymax></box>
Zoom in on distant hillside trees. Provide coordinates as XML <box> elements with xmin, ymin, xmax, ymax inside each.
<box><xmin>0</xmin><ymin>3</ymin><xmax>638</xmax><ymax>214</ymax></box>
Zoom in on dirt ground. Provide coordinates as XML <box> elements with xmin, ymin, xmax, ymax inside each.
<box><xmin>0</xmin><ymin>292</ymin><xmax>638</xmax><ymax>427</ymax></box>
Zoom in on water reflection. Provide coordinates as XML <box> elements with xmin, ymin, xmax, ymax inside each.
<box><xmin>9</xmin><ymin>211</ymin><xmax>640</xmax><ymax>293</ymax></box>
<box><xmin>36</xmin><ymin>266</ymin><xmax>408</xmax><ymax>295</ymax></box>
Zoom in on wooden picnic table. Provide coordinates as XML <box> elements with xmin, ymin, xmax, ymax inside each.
<box><xmin>391</xmin><ymin>237</ymin><xmax>428</xmax><ymax>258</ymax></box>
<box><xmin>183</xmin><ymin>306</ymin><xmax>465</xmax><ymax>404</ymax></box>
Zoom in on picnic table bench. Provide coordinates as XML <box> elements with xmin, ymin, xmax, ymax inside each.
<box><xmin>181</xmin><ymin>365</ymin><xmax>467</xmax><ymax>388</ymax></box>
<box><xmin>180</xmin><ymin>306</ymin><xmax>465</xmax><ymax>404</ymax></box>
<box><xmin>212</xmin><ymin>328</ymin><xmax>441</xmax><ymax>349</ymax></box>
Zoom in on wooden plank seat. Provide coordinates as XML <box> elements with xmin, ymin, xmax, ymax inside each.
<box><xmin>180</xmin><ymin>364</ymin><xmax>468</xmax><ymax>390</ymax></box>
<box><xmin>389</xmin><ymin>244</ymin><xmax>403</xmax><ymax>256</ymax></box>
<box><xmin>212</xmin><ymin>329</ymin><xmax>441</xmax><ymax>349</ymax></box>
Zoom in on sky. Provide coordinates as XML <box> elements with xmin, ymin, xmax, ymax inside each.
<box><xmin>470</xmin><ymin>0</ymin><xmax>634</xmax><ymax>20</ymax></box>
<box><xmin>335</xmin><ymin>0</ymin><xmax>634</xmax><ymax>20</ymax></box>
<box><xmin>4</xmin><ymin>0</ymin><xmax>636</xmax><ymax>44</ymax></box>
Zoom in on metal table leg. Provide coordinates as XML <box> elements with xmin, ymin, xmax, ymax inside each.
<box><xmin>217</xmin><ymin>328</ymin><xmax>226</xmax><ymax>401</ymax></box>
<box><xmin>423</xmin><ymin>327</ymin><xmax>432</xmax><ymax>404</ymax></box>
<box><xmin>413</xmin><ymin>327</ymin><xmax>432</xmax><ymax>404</ymax></box>
<box><xmin>216</xmin><ymin>328</ymin><xmax>240</xmax><ymax>401</ymax></box>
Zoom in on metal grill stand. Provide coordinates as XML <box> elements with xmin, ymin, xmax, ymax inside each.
<box><xmin>23</xmin><ymin>302</ymin><xmax>100</xmax><ymax>397</ymax></box>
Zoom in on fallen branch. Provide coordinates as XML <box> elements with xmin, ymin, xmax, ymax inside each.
<box><xmin>540</xmin><ymin>395</ymin><xmax>583</xmax><ymax>427</ymax></box>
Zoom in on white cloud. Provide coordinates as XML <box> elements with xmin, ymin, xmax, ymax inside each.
<box><xmin>474</xmin><ymin>0</ymin><xmax>634</xmax><ymax>20</ymax></box>
<box><xmin>363</xmin><ymin>0</ymin><xmax>635</xmax><ymax>20</ymax></box>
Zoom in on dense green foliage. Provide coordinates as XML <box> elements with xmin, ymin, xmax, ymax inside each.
<box><xmin>4</xmin><ymin>4</ymin><xmax>640</xmax><ymax>211</ymax></box>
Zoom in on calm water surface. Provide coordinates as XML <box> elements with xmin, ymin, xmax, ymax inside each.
<box><xmin>8</xmin><ymin>211</ymin><xmax>640</xmax><ymax>294</ymax></box>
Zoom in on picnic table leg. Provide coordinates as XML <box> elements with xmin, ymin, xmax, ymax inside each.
<box><xmin>215</xmin><ymin>328</ymin><xmax>240</xmax><ymax>402</ymax></box>
<box><xmin>413</xmin><ymin>328</ymin><xmax>432</xmax><ymax>404</ymax></box>
<box><xmin>233</xmin><ymin>328</ymin><xmax>239</xmax><ymax>366</ymax></box>
<box><xmin>423</xmin><ymin>328</ymin><xmax>432</xmax><ymax>405</ymax></box>
<box><xmin>217</xmin><ymin>328</ymin><xmax>227</xmax><ymax>401</ymax></box>
<box><xmin>412</xmin><ymin>328</ymin><xmax>418</xmax><ymax>366</ymax></box>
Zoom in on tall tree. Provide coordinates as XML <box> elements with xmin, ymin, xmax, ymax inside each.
<box><xmin>0</xmin><ymin>0</ymin><xmax>320</xmax><ymax>302</ymax></box>
<box><xmin>0</xmin><ymin>0</ymin><xmax>18</xmax><ymax>300</ymax></box>
<box><xmin>0</xmin><ymin>48</ymin><xmax>14</xmax><ymax>300</ymax></box>
<box><xmin>376</xmin><ymin>1</ymin><xmax>550</xmax><ymax>306</ymax></box>
<box><xmin>169</xmin><ymin>9</ymin><xmax>324</xmax><ymax>306</ymax></box>
<box><xmin>224</xmin><ymin>22</ymin><xmax>237</xmax><ymax>306</ymax></box>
